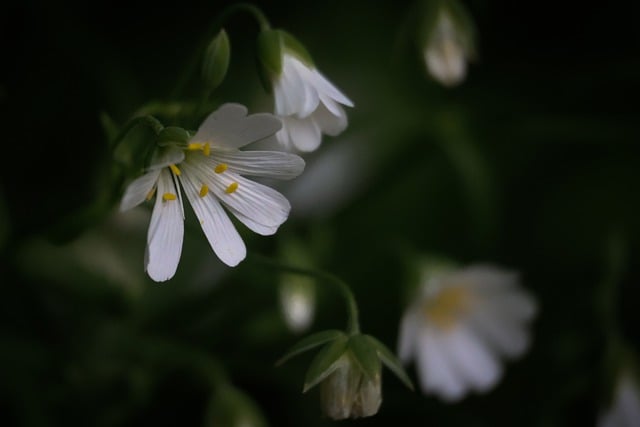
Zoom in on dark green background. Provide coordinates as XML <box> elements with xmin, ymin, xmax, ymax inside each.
<box><xmin>1</xmin><ymin>0</ymin><xmax>639</xmax><ymax>426</ymax></box>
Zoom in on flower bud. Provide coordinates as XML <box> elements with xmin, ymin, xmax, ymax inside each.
<box><xmin>319</xmin><ymin>353</ymin><xmax>382</xmax><ymax>420</ymax></box>
<box><xmin>421</xmin><ymin>0</ymin><xmax>476</xmax><ymax>87</ymax></box>
<box><xmin>201</xmin><ymin>29</ymin><xmax>230</xmax><ymax>91</ymax></box>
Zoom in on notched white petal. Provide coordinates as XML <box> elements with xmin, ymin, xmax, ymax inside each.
<box><xmin>120</xmin><ymin>169</ymin><xmax>161</xmax><ymax>212</ymax></box>
<box><xmin>212</xmin><ymin>150</ymin><xmax>305</xmax><ymax>180</ymax></box>
<box><xmin>192</xmin><ymin>103</ymin><xmax>282</xmax><ymax>149</ymax></box>
<box><xmin>145</xmin><ymin>169</ymin><xmax>184</xmax><ymax>282</ymax></box>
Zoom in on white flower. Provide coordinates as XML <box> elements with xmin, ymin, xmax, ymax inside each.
<box><xmin>274</xmin><ymin>53</ymin><xmax>353</xmax><ymax>152</ymax></box>
<box><xmin>397</xmin><ymin>264</ymin><xmax>536</xmax><ymax>402</ymax></box>
<box><xmin>424</xmin><ymin>10</ymin><xmax>472</xmax><ymax>87</ymax></box>
<box><xmin>598</xmin><ymin>370</ymin><xmax>640</xmax><ymax>427</ymax></box>
<box><xmin>120</xmin><ymin>103</ymin><xmax>305</xmax><ymax>282</ymax></box>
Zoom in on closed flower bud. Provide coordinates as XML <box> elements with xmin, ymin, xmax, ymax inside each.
<box><xmin>320</xmin><ymin>353</ymin><xmax>382</xmax><ymax>420</ymax></box>
<box><xmin>201</xmin><ymin>29</ymin><xmax>230</xmax><ymax>91</ymax></box>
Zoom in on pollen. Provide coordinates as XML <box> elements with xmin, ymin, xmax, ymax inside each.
<box><xmin>214</xmin><ymin>163</ymin><xmax>228</xmax><ymax>174</ymax></box>
<box><xmin>199</xmin><ymin>184</ymin><xmax>209</xmax><ymax>197</ymax></box>
<box><xmin>145</xmin><ymin>187</ymin><xmax>156</xmax><ymax>201</ymax></box>
<box><xmin>162</xmin><ymin>193</ymin><xmax>177</xmax><ymax>201</ymax></box>
<box><xmin>187</xmin><ymin>143</ymin><xmax>203</xmax><ymax>151</ymax></box>
<box><xmin>203</xmin><ymin>143</ymin><xmax>211</xmax><ymax>156</ymax></box>
<box><xmin>169</xmin><ymin>164</ymin><xmax>181</xmax><ymax>176</ymax></box>
<box><xmin>423</xmin><ymin>286</ymin><xmax>471</xmax><ymax>330</ymax></box>
<box><xmin>225</xmin><ymin>182</ymin><xmax>239</xmax><ymax>194</ymax></box>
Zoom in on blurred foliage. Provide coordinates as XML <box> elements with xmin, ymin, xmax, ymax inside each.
<box><xmin>1</xmin><ymin>0</ymin><xmax>640</xmax><ymax>426</ymax></box>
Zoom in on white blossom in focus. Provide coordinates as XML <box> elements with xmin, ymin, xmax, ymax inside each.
<box><xmin>120</xmin><ymin>103</ymin><xmax>305</xmax><ymax>282</ymax></box>
<box><xmin>598</xmin><ymin>370</ymin><xmax>640</xmax><ymax>427</ymax></box>
<box><xmin>274</xmin><ymin>53</ymin><xmax>353</xmax><ymax>152</ymax></box>
<box><xmin>398</xmin><ymin>264</ymin><xmax>536</xmax><ymax>402</ymax></box>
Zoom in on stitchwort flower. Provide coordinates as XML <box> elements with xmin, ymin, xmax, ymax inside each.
<box><xmin>120</xmin><ymin>103</ymin><xmax>305</xmax><ymax>282</ymax></box>
<box><xmin>398</xmin><ymin>263</ymin><xmax>536</xmax><ymax>401</ymax></box>
<box><xmin>258</xmin><ymin>30</ymin><xmax>353</xmax><ymax>152</ymax></box>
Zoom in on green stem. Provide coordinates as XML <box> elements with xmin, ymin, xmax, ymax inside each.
<box><xmin>248</xmin><ymin>252</ymin><xmax>360</xmax><ymax>335</ymax></box>
<box><xmin>171</xmin><ymin>2</ymin><xmax>271</xmax><ymax>100</ymax></box>
<box><xmin>110</xmin><ymin>115</ymin><xmax>164</xmax><ymax>151</ymax></box>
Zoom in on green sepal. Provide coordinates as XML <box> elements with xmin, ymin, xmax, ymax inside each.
<box><xmin>348</xmin><ymin>334</ymin><xmax>381</xmax><ymax>381</ymax></box>
<box><xmin>157</xmin><ymin>126</ymin><xmax>191</xmax><ymax>147</ymax></box>
<box><xmin>256</xmin><ymin>29</ymin><xmax>283</xmax><ymax>77</ymax></box>
<box><xmin>279</xmin><ymin>30</ymin><xmax>314</xmax><ymax>67</ymax></box>
<box><xmin>201</xmin><ymin>29</ymin><xmax>231</xmax><ymax>91</ymax></box>
<box><xmin>363</xmin><ymin>335</ymin><xmax>414</xmax><ymax>390</ymax></box>
<box><xmin>303</xmin><ymin>334</ymin><xmax>349</xmax><ymax>392</ymax></box>
<box><xmin>277</xmin><ymin>329</ymin><xmax>345</xmax><ymax>366</ymax></box>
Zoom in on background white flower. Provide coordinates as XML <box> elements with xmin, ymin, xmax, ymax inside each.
<box><xmin>274</xmin><ymin>53</ymin><xmax>353</xmax><ymax>152</ymax></box>
<box><xmin>120</xmin><ymin>104</ymin><xmax>305</xmax><ymax>282</ymax></box>
<box><xmin>397</xmin><ymin>264</ymin><xmax>537</xmax><ymax>402</ymax></box>
<box><xmin>598</xmin><ymin>369</ymin><xmax>640</xmax><ymax>427</ymax></box>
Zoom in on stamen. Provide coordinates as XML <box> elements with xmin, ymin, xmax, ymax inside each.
<box><xmin>199</xmin><ymin>184</ymin><xmax>209</xmax><ymax>197</ymax></box>
<box><xmin>203</xmin><ymin>143</ymin><xmax>211</xmax><ymax>156</ymax></box>
<box><xmin>225</xmin><ymin>182</ymin><xmax>239</xmax><ymax>194</ymax></box>
<box><xmin>163</xmin><ymin>193</ymin><xmax>177</xmax><ymax>201</ymax></box>
<box><xmin>187</xmin><ymin>143</ymin><xmax>203</xmax><ymax>151</ymax></box>
<box><xmin>423</xmin><ymin>286</ymin><xmax>470</xmax><ymax>330</ymax></box>
<box><xmin>169</xmin><ymin>164</ymin><xmax>181</xmax><ymax>176</ymax></box>
<box><xmin>214</xmin><ymin>163</ymin><xmax>228</xmax><ymax>174</ymax></box>
<box><xmin>145</xmin><ymin>187</ymin><xmax>156</xmax><ymax>201</ymax></box>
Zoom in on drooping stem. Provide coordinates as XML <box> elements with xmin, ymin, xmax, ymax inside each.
<box><xmin>248</xmin><ymin>253</ymin><xmax>361</xmax><ymax>335</ymax></box>
<box><xmin>171</xmin><ymin>2</ymin><xmax>271</xmax><ymax>100</ymax></box>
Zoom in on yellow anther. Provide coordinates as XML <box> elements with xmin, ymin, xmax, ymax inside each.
<box><xmin>225</xmin><ymin>182</ymin><xmax>239</xmax><ymax>194</ymax></box>
<box><xmin>199</xmin><ymin>184</ymin><xmax>209</xmax><ymax>197</ymax></box>
<box><xmin>187</xmin><ymin>143</ymin><xmax>203</xmax><ymax>151</ymax></box>
<box><xmin>423</xmin><ymin>286</ymin><xmax>471</xmax><ymax>330</ymax></box>
<box><xmin>162</xmin><ymin>193</ymin><xmax>177</xmax><ymax>201</ymax></box>
<box><xmin>203</xmin><ymin>143</ymin><xmax>211</xmax><ymax>156</ymax></box>
<box><xmin>214</xmin><ymin>163</ymin><xmax>228</xmax><ymax>174</ymax></box>
<box><xmin>169</xmin><ymin>164</ymin><xmax>181</xmax><ymax>176</ymax></box>
<box><xmin>145</xmin><ymin>187</ymin><xmax>156</xmax><ymax>201</ymax></box>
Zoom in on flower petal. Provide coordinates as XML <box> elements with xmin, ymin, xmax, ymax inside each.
<box><xmin>183</xmin><ymin>160</ymin><xmax>291</xmax><ymax>233</ymax></box>
<box><xmin>145</xmin><ymin>169</ymin><xmax>184</xmax><ymax>282</ymax></box>
<box><xmin>467</xmin><ymin>305</ymin><xmax>531</xmax><ymax>358</ymax></box>
<box><xmin>178</xmin><ymin>169</ymin><xmax>246</xmax><ymax>267</ymax></box>
<box><xmin>280</xmin><ymin>116</ymin><xmax>322</xmax><ymax>152</ymax></box>
<box><xmin>120</xmin><ymin>169</ymin><xmax>161</xmax><ymax>212</ymax></box>
<box><xmin>417</xmin><ymin>326</ymin><xmax>466</xmax><ymax>401</ymax></box>
<box><xmin>211</xmin><ymin>150</ymin><xmax>305</xmax><ymax>180</ymax></box>
<box><xmin>397</xmin><ymin>307</ymin><xmax>420</xmax><ymax>363</ymax></box>
<box><xmin>191</xmin><ymin>103</ymin><xmax>282</xmax><ymax>149</ymax></box>
<box><xmin>295</xmin><ymin>58</ymin><xmax>353</xmax><ymax>107</ymax></box>
<box><xmin>313</xmin><ymin>102</ymin><xmax>348</xmax><ymax>136</ymax></box>
<box><xmin>444</xmin><ymin>325</ymin><xmax>502</xmax><ymax>393</ymax></box>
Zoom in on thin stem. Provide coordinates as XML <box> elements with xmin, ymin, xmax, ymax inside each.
<box><xmin>248</xmin><ymin>252</ymin><xmax>360</xmax><ymax>335</ymax></box>
<box><xmin>171</xmin><ymin>2</ymin><xmax>271</xmax><ymax>100</ymax></box>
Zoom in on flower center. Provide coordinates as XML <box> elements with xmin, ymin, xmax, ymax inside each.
<box><xmin>423</xmin><ymin>286</ymin><xmax>471</xmax><ymax>330</ymax></box>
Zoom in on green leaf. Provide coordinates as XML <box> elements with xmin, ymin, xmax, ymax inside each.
<box><xmin>364</xmin><ymin>335</ymin><xmax>414</xmax><ymax>390</ymax></box>
<box><xmin>348</xmin><ymin>334</ymin><xmax>381</xmax><ymax>381</ymax></box>
<box><xmin>303</xmin><ymin>335</ymin><xmax>348</xmax><ymax>392</ymax></box>
<box><xmin>276</xmin><ymin>329</ymin><xmax>345</xmax><ymax>366</ymax></box>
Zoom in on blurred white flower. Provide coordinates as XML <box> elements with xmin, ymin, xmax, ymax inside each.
<box><xmin>423</xmin><ymin>9</ymin><xmax>473</xmax><ymax>87</ymax></box>
<box><xmin>274</xmin><ymin>53</ymin><xmax>353</xmax><ymax>152</ymax></box>
<box><xmin>598</xmin><ymin>369</ymin><xmax>640</xmax><ymax>427</ymax></box>
<box><xmin>120</xmin><ymin>103</ymin><xmax>304</xmax><ymax>281</ymax></box>
<box><xmin>398</xmin><ymin>264</ymin><xmax>536</xmax><ymax>402</ymax></box>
